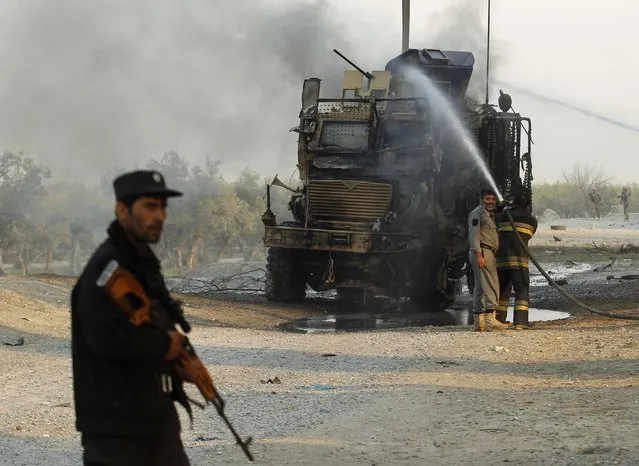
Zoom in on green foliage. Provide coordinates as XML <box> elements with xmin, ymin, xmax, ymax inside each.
<box><xmin>532</xmin><ymin>163</ymin><xmax>635</xmax><ymax>219</ymax></box>
<box><xmin>0</xmin><ymin>148</ymin><xmax>296</xmax><ymax>274</ymax></box>
<box><xmin>3</xmin><ymin>150</ymin><xmax>636</xmax><ymax>277</ymax></box>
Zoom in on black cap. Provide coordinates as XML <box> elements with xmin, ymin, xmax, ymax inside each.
<box><xmin>113</xmin><ymin>170</ymin><xmax>183</xmax><ymax>202</ymax></box>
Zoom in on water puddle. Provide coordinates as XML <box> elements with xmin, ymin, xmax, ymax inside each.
<box><xmin>278</xmin><ymin>308</ymin><xmax>570</xmax><ymax>333</ymax></box>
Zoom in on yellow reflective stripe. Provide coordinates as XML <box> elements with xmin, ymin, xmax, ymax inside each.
<box><xmin>498</xmin><ymin>255</ymin><xmax>528</xmax><ymax>262</ymax></box>
<box><xmin>514</xmin><ymin>300</ymin><xmax>528</xmax><ymax>311</ymax></box>
<box><xmin>497</xmin><ymin>301</ymin><xmax>509</xmax><ymax>311</ymax></box>
<box><xmin>497</xmin><ymin>225</ymin><xmax>534</xmax><ymax>237</ymax></box>
<box><xmin>497</xmin><ymin>260</ymin><xmax>529</xmax><ymax>268</ymax></box>
<box><xmin>498</xmin><ymin>221</ymin><xmax>535</xmax><ymax>230</ymax></box>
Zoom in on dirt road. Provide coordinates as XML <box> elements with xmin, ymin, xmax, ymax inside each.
<box><xmin>1</xmin><ymin>265</ymin><xmax>638</xmax><ymax>465</ymax></box>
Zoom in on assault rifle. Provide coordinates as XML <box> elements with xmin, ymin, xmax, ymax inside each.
<box><xmin>96</xmin><ymin>260</ymin><xmax>254</xmax><ymax>462</ymax></box>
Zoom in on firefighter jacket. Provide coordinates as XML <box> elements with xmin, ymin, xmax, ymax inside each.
<box><xmin>495</xmin><ymin>208</ymin><xmax>538</xmax><ymax>269</ymax></box>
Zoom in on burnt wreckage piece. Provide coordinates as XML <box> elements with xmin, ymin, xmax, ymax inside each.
<box><xmin>262</xmin><ymin>47</ymin><xmax>533</xmax><ymax>310</ymax></box>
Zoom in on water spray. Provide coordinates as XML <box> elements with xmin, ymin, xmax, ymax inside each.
<box><xmin>496</xmin><ymin>81</ymin><xmax>639</xmax><ymax>134</ymax></box>
<box><xmin>397</xmin><ymin>0</ymin><xmax>637</xmax><ymax>321</ymax></box>
<box><xmin>402</xmin><ymin>66</ymin><xmax>503</xmax><ymax>200</ymax></box>
<box><xmin>402</xmin><ymin>65</ymin><xmax>636</xmax><ymax>320</ymax></box>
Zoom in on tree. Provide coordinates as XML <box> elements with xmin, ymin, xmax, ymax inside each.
<box><xmin>561</xmin><ymin>163</ymin><xmax>613</xmax><ymax>218</ymax></box>
<box><xmin>206</xmin><ymin>188</ymin><xmax>253</xmax><ymax>264</ymax></box>
<box><xmin>0</xmin><ymin>150</ymin><xmax>51</xmax><ymax>274</ymax></box>
<box><xmin>144</xmin><ymin>153</ymin><xmax>227</xmax><ymax>271</ymax></box>
<box><xmin>234</xmin><ymin>169</ymin><xmax>267</xmax><ymax>261</ymax></box>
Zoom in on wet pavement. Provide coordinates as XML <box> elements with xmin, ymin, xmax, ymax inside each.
<box><xmin>278</xmin><ymin>297</ymin><xmax>571</xmax><ymax>333</ymax></box>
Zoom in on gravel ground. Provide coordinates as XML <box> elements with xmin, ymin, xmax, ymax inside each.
<box><xmin>1</xmin><ymin>223</ymin><xmax>639</xmax><ymax>465</ymax></box>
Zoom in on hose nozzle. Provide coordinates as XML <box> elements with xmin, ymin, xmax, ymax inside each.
<box><xmin>496</xmin><ymin>199</ymin><xmax>513</xmax><ymax>212</ymax></box>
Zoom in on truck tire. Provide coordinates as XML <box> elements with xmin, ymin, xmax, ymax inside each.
<box><xmin>337</xmin><ymin>287</ymin><xmax>367</xmax><ymax>306</ymax></box>
<box><xmin>265</xmin><ymin>247</ymin><xmax>307</xmax><ymax>302</ymax></box>
<box><xmin>412</xmin><ymin>251</ymin><xmax>455</xmax><ymax>311</ymax></box>
<box><xmin>466</xmin><ymin>262</ymin><xmax>475</xmax><ymax>295</ymax></box>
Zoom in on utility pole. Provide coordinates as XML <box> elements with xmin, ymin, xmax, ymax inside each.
<box><xmin>402</xmin><ymin>0</ymin><xmax>410</xmax><ymax>52</ymax></box>
<box><xmin>485</xmin><ymin>0</ymin><xmax>491</xmax><ymax>105</ymax></box>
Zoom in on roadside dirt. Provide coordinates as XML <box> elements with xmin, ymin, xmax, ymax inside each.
<box><xmin>1</xmin><ymin>255</ymin><xmax>638</xmax><ymax>465</ymax></box>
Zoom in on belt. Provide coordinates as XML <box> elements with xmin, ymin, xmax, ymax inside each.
<box><xmin>480</xmin><ymin>243</ymin><xmax>497</xmax><ymax>253</ymax></box>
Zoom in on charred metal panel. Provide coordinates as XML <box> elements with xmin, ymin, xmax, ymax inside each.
<box><xmin>316</xmin><ymin>102</ymin><xmax>372</xmax><ymax>121</ymax></box>
<box><xmin>319</xmin><ymin>121</ymin><xmax>370</xmax><ymax>150</ymax></box>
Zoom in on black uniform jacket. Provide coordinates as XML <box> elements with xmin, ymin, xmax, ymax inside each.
<box><xmin>495</xmin><ymin>208</ymin><xmax>538</xmax><ymax>269</ymax></box>
<box><xmin>71</xmin><ymin>220</ymin><xmax>183</xmax><ymax>437</ymax></box>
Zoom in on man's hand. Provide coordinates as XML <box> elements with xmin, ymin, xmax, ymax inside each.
<box><xmin>176</xmin><ymin>364</ymin><xmax>195</xmax><ymax>384</ymax></box>
<box><xmin>164</xmin><ymin>330</ymin><xmax>183</xmax><ymax>361</ymax></box>
<box><xmin>475</xmin><ymin>251</ymin><xmax>486</xmax><ymax>268</ymax></box>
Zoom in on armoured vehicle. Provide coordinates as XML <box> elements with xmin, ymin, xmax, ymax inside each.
<box><xmin>261</xmin><ymin>47</ymin><xmax>533</xmax><ymax>309</ymax></box>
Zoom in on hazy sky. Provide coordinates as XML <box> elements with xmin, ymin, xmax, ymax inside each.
<box><xmin>0</xmin><ymin>0</ymin><xmax>637</xmax><ymax>184</ymax></box>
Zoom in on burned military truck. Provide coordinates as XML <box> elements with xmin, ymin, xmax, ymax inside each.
<box><xmin>262</xmin><ymin>48</ymin><xmax>533</xmax><ymax>309</ymax></box>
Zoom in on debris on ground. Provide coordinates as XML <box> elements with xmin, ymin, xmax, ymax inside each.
<box><xmin>260</xmin><ymin>376</ymin><xmax>282</xmax><ymax>384</ymax></box>
<box><xmin>3</xmin><ymin>337</ymin><xmax>25</xmax><ymax>346</ymax></box>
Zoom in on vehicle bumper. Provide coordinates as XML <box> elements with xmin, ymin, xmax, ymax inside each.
<box><xmin>263</xmin><ymin>226</ymin><xmax>416</xmax><ymax>253</ymax></box>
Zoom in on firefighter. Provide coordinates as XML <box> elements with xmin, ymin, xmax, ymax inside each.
<box><xmin>71</xmin><ymin>170</ymin><xmax>191</xmax><ymax>465</ymax></box>
<box><xmin>468</xmin><ymin>188</ymin><xmax>509</xmax><ymax>331</ymax></box>
<box><xmin>495</xmin><ymin>190</ymin><xmax>538</xmax><ymax>330</ymax></box>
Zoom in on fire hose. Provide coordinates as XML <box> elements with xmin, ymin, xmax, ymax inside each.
<box><xmin>504</xmin><ymin>208</ymin><xmax>639</xmax><ymax>321</ymax></box>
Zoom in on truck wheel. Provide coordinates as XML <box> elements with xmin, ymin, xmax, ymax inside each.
<box><xmin>466</xmin><ymin>262</ymin><xmax>475</xmax><ymax>295</ymax></box>
<box><xmin>265</xmin><ymin>247</ymin><xmax>307</xmax><ymax>302</ymax></box>
<box><xmin>412</xmin><ymin>252</ymin><xmax>455</xmax><ymax>311</ymax></box>
<box><xmin>337</xmin><ymin>287</ymin><xmax>367</xmax><ymax>306</ymax></box>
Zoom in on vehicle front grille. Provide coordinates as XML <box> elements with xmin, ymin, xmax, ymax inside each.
<box><xmin>308</xmin><ymin>179</ymin><xmax>393</xmax><ymax>224</ymax></box>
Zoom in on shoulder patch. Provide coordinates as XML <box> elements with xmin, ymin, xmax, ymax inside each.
<box><xmin>472</xmin><ymin>218</ymin><xmax>478</xmax><ymax>226</ymax></box>
<box><xmin>96</xmin><ymin>260</ymin><xmax>119</xmax><ymax>287</ymax></box>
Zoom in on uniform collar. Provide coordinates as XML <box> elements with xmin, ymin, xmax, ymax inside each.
<box><xmin>107</xmin><ymin>220</ymin><xmax>161</xmax><ymax>273</ymax></box>
<box><xmin>478</xmin><ymin>204</ymin><xmax>494</xmax><ymax>217</ymax></box>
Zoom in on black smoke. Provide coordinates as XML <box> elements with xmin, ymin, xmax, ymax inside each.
<box><xmin>0</xmin><ymin>0</ymin><xmax>353</xmax><ymax>181</ymax></box>
<box><xmin>423</xmin><ymin>0</ymin><xmax>507</xmax><ymax>103</ymax></box>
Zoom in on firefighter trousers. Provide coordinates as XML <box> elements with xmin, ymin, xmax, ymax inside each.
<box><xmin>497</xmin><ymin>267</ymin><xmax>530</xmax><ymax>324</ymax></box>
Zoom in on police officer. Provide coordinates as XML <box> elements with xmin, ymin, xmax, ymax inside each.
<box><xmin>71</xmin><ymin>170</ymin><xmax>191</xmax><ymax>466</ymax></box>
<box><xmin>468</xmin><ymin>188</ymin><xmax>509</xmax><ymax>331</ymax></box>
<box><xmin>495</xmin><ymin>191</ymin><xmax>538</xmax><ymax>330</ymax></box>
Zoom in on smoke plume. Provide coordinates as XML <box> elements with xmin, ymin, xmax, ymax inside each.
<box><xmin>496</xmin><ymin>81</ymin><xmax>639</xmax><ymax>133</ymax></box>
<box><xmin>0</xmin><ymin>0</ymin><xmax>353</xmax><ymax>181</ymax></box>
<box><xmin>423</xmin><ymin>0</ymin><xmax>508</xmax><ymax>103</ymax></box>
<box><xmin>421</xmin><ymin>1</ymin><xmax>639</xmax><ymax>133</ymax></box>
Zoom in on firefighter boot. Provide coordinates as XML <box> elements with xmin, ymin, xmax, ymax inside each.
<box><xmin>473</xmin><ymin>312</ymin><xmax>486</xmax><ymax>332</ymax></box>
<box><xmin>486</xmin><ymin>310</ymin><xmax>510</xmax><ymax>330</ymax></box>
<box><xmin>513</xmin><ymin>310</ymin><xmax>532</xmax><ymax>330</ymax></box>
<box><xmin>495</xmin><ymin>309</ymin><xmax>508</xmax><ymax>324</ymax></box>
